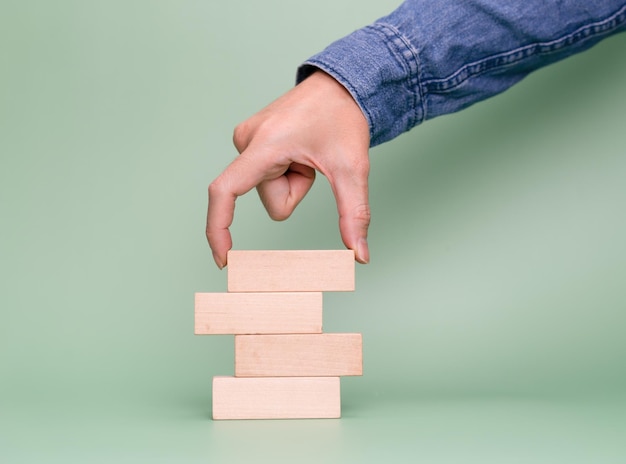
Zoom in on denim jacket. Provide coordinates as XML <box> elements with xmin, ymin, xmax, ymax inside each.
<box><xmin>297</xmin><ymin>0</ymin><xmax>626</xmax><ymax>147</ymax></box>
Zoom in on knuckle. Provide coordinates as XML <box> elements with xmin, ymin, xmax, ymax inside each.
<box><xmin>353</xmin><ymin>203</ymin><xmax>371</xmax><ymax>227</ymax></box>
<box><xmin>267</xmin><ymin>211</ymin><xmax>289</xmax><ymax>222</ymax></box>
<box><xmin>268</xmin><ymin>210</ymin><xmax>290</xmax><ymax>221</ymax></box>
<box><xmin>264</xmin><ymin>201</ymin><xmax>292</xmax><ymax>222</ymax></box>
<box><xmin>205</xmin><ymin>218</ymin><xmax>219</xmax><ymax>240</ymax></box>
<box><xmin>232</xmin><ymin>121</ymin><xmax>250</xmax><ymax>153</ymax></box>
<box><xmin>208</xmin><ymin>177</ymin><xmax>226</xmax><ymax>198</ymax></box>
<box><xmin>259</xmin><ymin>194</ymin><xmax>292</xmax><ymax>222</ymax></box>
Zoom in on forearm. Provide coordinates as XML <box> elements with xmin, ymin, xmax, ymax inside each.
<box><xmin>298</xmin><ymin>0</ymin><xmax>626</xmax><ymax>146</ymax></box>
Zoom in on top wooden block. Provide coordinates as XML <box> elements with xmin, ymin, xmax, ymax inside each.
<box><xmin>227</xmin><ymin>250</ymin><xmax>355</xmax><ymax>292</ymax></box>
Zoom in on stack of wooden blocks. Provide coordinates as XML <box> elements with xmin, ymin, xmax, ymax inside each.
<box><xmin>195</xmin><ymin>250</ymin><xmax>363</xmax><ymax>420</ymax></box>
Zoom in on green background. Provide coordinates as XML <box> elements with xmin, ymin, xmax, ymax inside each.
<box><xmin>1</xmin><ymin>1</ymin><xmax>625</xmax><ymax>462</ymax></box>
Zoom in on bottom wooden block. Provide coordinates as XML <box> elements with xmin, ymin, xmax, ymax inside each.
<box><xmin>212</xmin><ymin>376</ymin><xmax>341</xmax><ymax>420</ymax></box>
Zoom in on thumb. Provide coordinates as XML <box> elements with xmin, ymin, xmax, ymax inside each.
<box><xmin>331</xmin><ymin>159</ymin><xmax>371</xmax><ymax>264</ymax></box>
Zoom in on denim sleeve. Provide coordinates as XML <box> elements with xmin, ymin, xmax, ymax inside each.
<box><xmin>297</xmin><ymin>1</ymin><xmax>626</xmax><ymax>147</ymax></box>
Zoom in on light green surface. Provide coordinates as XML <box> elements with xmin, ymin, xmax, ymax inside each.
<box><xmin>1</xmin><ymin>1</ymin><xmax>626</xmax><ymax>462</ymax></box>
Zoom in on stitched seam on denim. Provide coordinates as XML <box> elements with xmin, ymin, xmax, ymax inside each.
<box><xmin>368</xmin><ymin>23</ymin><xmax>424</xmax><ymax>128</ymax></box>
<box><xmin>424</xmin><ymin>4</ymin><xmax>626</xmax><ymax>93</ymax></box>
<box><xmin>305</xmin><ymin>59</ymin><xmax>377</xmax><ymax>142</ymax></box>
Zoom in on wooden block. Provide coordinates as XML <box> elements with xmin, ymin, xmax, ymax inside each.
<box><xmin>227</xmin><ymin>250</ymin><xmax>355</xmax><ymax>292</ymax></box>
<box><xmin>195</xmin><ymin>292</ymin><xmax>323</xmax><ymax>335</ymax></box>
<box><xmin>235</xmin><ymin>333</ymin><xmax>362</xmax><ymax>377</ymax></box>
<box><xmin>212</xmin><ymin>376</ymin><xmax>341</xmax><ymax>420</ymax></box>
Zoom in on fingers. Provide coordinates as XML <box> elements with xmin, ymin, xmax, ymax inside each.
<box><xmin>207</xmin><ymin>151</ymin><xmax>287</xmax><ymax>268</ymax></box>
<box><xmin>208</xmin><ymin>149</ymin><xmax>370</xmax><ymax>267</ymax></box>
<box><xmin>208</xmin><ymin>70</ymin><xmax>371</xmax><ymax>268</ymax></box>
<box><xmin>256</xmin><ymin>163</ymin><xmax>316</xmax><ymax>221</ymax></box>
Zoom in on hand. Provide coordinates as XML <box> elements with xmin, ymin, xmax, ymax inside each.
<box><xmin>206</xmin><ymin>70</ymin><xmax>371</xmax><ymax>268</ymax></box>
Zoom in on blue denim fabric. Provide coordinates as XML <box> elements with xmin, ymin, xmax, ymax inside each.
<box><xmin>297</xmin><ymin>1</ymin><xmax>626</xmax><ymax>147</ymax></box>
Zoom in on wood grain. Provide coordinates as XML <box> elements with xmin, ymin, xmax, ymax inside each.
<box><xmin>227</xmin><ymin>250</ymin><xmax>355</xmax><ymax>292</ymax></box>
<box><xmin>212</xmin><ymin>376</ymin><xmax>341</xmax><ymax>420</ymax></box>
<box><xmin>235</xmin><ymin>333</ymin><xmax>363</xmax><ymax>377</ymax></box>
<box><xmin>194</xmin><ymin>292</ymin><xmax>323</xmax><ymax>335</ymax></box>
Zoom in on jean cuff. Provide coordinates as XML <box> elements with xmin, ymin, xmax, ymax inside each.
<box><xmin>297</xmin><ymin>24</ymin><xmax>424</xmax><ymax>147</ymax></box>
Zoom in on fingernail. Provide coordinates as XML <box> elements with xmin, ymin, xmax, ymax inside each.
<box><xmin>356</xmin><ymin>238</ymin><xmax>369</xmax><ymax>264</ymax></box>
<box><xmin>213</xmin><ymin>252</ymin><xmax>225</xmax><ymax>270</ymax></box>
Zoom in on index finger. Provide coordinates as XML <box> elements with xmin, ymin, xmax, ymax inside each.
<box><xmin>206</xmin><ymin>151</ymin><xmax>286</xmax><ymax>268</ymax></box>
